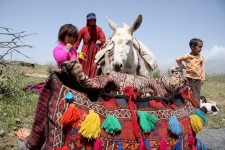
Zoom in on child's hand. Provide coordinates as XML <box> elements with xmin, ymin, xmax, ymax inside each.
<box><xmin>96</xmin><ymin>40</ymin><xmax>101</xmax><ymax>45</ymax></box>
<box><xmin>66</xmin><ymin>43</ymin><xmax>73</xmax><ymax>50</ymax></box>
<box><xmin>201</xmin><ymin>80</ymin><xmax>204</xmax><ymax>85</ymax></box>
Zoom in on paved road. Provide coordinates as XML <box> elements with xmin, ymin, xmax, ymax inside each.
<box><xmin>197</xmin><ymin>128</ymin><xmax>225</xmax><ymax>150</ymax></box>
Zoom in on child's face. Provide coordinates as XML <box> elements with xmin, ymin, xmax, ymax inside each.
<box><xmin>191</xmin><ymin>41</ymin><xmax>203</xmax><ymax>55</ymax></box>
<box><xmin>64</xmin><ymin>35</ymin><xmax>76</xmax><ymax>44</ymax></box>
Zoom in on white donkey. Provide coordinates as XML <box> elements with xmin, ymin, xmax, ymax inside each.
<box><xmin>95</xmin><ymin>14</ymin><xmax>157</xmax><ymax>78</ymax></box>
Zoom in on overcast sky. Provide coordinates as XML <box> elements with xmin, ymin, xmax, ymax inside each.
<box><xmin>1</xmin><ymin>0</ymin><xmax>225</xmax><ymax>73</ymax></box>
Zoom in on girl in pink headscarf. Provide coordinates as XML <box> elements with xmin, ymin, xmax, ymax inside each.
<box><xmin>53</xmin><ymin>24</ymin><xmax>79</xmax><ymax>67</ymax></box>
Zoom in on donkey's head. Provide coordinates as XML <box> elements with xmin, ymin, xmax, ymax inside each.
<box><xmin>107</xmin><ymin>15</ymin><xmax>142</xmax><ymax>72</ymax></box>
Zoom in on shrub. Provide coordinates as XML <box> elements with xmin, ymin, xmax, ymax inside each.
<box><xmin>0</xmin><ymin>65</ymin><xmax>24</xmax><ymax>98</ymax></box>
<box><xmin>153</xmin><ymin>69</ymin><xmax>160</xmax><ymax>78</ymax></box>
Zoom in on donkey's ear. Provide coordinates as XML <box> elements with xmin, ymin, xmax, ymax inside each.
<box><xmin>107</xmin><ymin>16</ymin><xmax>118</xmax><ymax>31</ymax></box>
<box><xmin>130</xmin><ymin>14</ymin><xmax>142</xmax><ymax>34</ymax></box>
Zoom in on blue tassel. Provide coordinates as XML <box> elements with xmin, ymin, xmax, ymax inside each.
<box><xmin>145</xmin><ymin>138</ymin><xmax>151</xmax><ymax>150</ymax></box>
<box><xmin>168</xmin><ymin>116</ymin><xmax>183</xmax><ymax>135</ymax></box>
<box><xmin>194</xmin><ymin>109</ymin><xmax>206</xmax><ymax>123</ymax></box>
<box><xmin>195</xmin><ymin>138</ymin><xmax>208</xmax><ymax>150</ymax></box>
<box><xmin>65</xmin><ymin>92</ymin><xmax>73</xmax><ymax>101</ymax></box>
<box><xmin>172</xmin><ymin>136</ymin><xmax>182</xmax><ymax>150</ymax></box>
<box><xmin>118</xmin><ymin>139</ymin><xmax>123</xmax><ymax>150</ymax></box>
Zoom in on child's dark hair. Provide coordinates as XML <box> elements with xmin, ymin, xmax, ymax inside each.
<box><xmin>58</xmin><ymin>24</ymin><xmax>78</xmax><ymax>42</ymax></box>
<box><xmin>189</xmin><ymin>38</ymin><xmax>203</xmax><ymax>48</ymax></box>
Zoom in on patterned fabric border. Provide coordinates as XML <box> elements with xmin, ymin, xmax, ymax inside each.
<box><xmin>60</xmin><ymin>85</ymin><xmax>195</xmax><ymax>120</ymax></box>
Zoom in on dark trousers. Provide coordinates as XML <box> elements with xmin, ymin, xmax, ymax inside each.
<box><xmin>187</xmin><ymin>77</ymin><xmax>201</xmax><ymax>105</ymax></box>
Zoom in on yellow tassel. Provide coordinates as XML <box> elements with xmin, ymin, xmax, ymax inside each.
<box><xmin>79</xmin><ymin>110</ymin><xmax>101</xmax><ymax>139</ymax></box>
<box><xmin>60</xmin><ymin>103</ymin><xmax>81</xmax><ymax>128</ymax></box>
<box><xmin>190</xmin><ymin>114</ymin><xmax>203</xmax><ymax>134</ymax></box>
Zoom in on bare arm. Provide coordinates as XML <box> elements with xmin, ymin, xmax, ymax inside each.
<box><xmin>96</xmin><ymin>27</ymin><xmax>106</xmax><ymax>46</ymax></box>
<box><xmin>176</xmin><ymin>57</ymin><xmax>186</xmax><ymax>69</ymax></box>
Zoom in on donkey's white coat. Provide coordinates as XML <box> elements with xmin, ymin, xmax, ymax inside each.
<box><xmin>95</xmin><ymin>15</ymin><xmax>157</xmax><ymax>78</ymax></box>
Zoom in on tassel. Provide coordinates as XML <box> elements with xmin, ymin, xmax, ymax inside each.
<box><xmin>65</xmin><ymin>92</ymin><xmax>73</xmax><ymax>101</ymax></box>
<box><xmin>188</xmin><ymin>132</ymin><xmax>197</xmax><ymax>150</ymax></box>
<box><xmin>60</xmin><ymin>103</ymin><xmax>81</xmax><ymax>128</ymax></box>
<box><xmin>159</xmin><ymin>137</ymin><xmax>168</xmax><ymax>150</ymax></box>
<box><xmin>122</xmin><ymin>86</ymin><xmax>139</xmax><ymax>138</ymax></box>
<box><xmin>102</xmin><ymin>115</ymin><xmax>121</xmax><ymax>135</ymax></box>
<box><xmin>145</xmin><ymin>138</ymin><xmax>151</xmax><ymax>150</ymax></box>
<box><xmin>137</xmin><ymin>111</ymin><xmax>158</xmax><ymax>133</ymax></box>
<box><xmin>191</xmin><ymin>146</ymin><xmax>197</xmax><ymax>150</ymax></box>
<box><xmin>188</xmin><ymin>132</ymin><xmax>194</xmax><ymax>146</ymax></box>
<box><xmin>195</xmin><ymin>138</ymin><xmax>208</xmax><ymax>150</ymax></box>
<box><xmin>56</xmin><ymin>146</ymin><xmax>69</xmax><ymax>150</ymax></box>
<box><xmin>190</xmin><ymin>114</ymin><xmax>203</xmax><ymax>134</ymax></box>
<box><xmin>168</xmin><ymin>116</ymin><xmax>183</xmax><ymax>136</ymax></box>
<box><xmin>180</xmin><ymin>89</ymin><xmax>199</xmax><ymax>108</ymax></box>
<box><xmin>194</xmin><ymin>109</ymin><xmax>206</xmax><ymax>123</ymax></box>
<box><xmin>139</xmin><ymin>138</ymin><xmax>145</xmax><ymax>150</ymax></box>
<box><xmin>118</xmin><ymin>139</ymin><xmax>124</xmax><ymax>150</ymax></box>
<box><xmin>79</xmin><ymin>110</ymin><xmax>101</xmax><ymax>139</ymax></box>
<box><xmin>94</xmin><ymin>138</ymin><xmax>102</xmax><ymax>150</ymax></box>
<box><xmin>172</xmin><ymin>136</ymin><xmax>182</xmax><ymax>150</ymax></box>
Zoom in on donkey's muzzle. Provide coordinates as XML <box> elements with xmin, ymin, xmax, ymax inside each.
<box><xmin>112</xmin><ymin>62</ymin><xmax>123</xmax><ymax>71</ymax></box>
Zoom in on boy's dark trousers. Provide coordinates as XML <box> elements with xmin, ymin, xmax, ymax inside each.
<box><xmin>187</xmin><ymin>77</ymin><xmax>201</xmax><ymax>105</ymax></box>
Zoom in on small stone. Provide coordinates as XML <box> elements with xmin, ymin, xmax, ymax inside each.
<box><xmin>15</xmin><ymin>118</ymin><xmax>21</xmax><ymax>123</ymax></box>
<box><xmin>0</xmin><ymin>129</ymin><xmax>6</xmax><ymax>137</ymax></box>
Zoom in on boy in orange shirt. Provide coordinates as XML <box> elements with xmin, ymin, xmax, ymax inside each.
<box><xmin>176</xmin><ymin>38</ymin><xmax>205</xmax><ymax>105</ymax></box>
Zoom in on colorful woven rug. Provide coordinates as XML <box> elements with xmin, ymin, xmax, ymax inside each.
<box><xmin>26</xmin><ymin>72</ymin><xmax>196</xmax><ymax>150</ymax></box>
<box><xmin>23</xmin><ymin>82</ymin><xmax>46</xmax><ymax>94</ymax></box>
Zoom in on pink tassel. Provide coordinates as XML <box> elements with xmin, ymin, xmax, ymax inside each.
<box><xmin>94</xmin><ymin>138</ymin><xmax>102</xmax><ymax>150</ymax></box>
<box><xmin>159</xmin><ymin>137</ymin><xmax>168</xmax><ymax>150</ymax></box>
<box><xmin>56</xmin><ymin>146</ymin><xmax>69</xmax><ymax>150</ymax></box>
<box><xmin>188</xmin><ymin>132</ymin><xmax>197</xmax><ymax>150</ymax></box>
<box><xmin>188</xmin><ymin>132</ymin><xmax>194</xmax><ymax>146</ymax></box>
<box><xmin>139</xmin><ymin>138</ymin><xmax>145</xmax><ymax>150</ymax></box>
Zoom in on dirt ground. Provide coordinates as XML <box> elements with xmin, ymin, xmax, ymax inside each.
<box><xmin>24</xmin><ymin>72</ymin><xmax>48</xmax><ymax>78</ymax></box>
<box><xmin>0</xmin><ymin>134</ymin><xmax>18</xmax><ymax>150</ymax></box>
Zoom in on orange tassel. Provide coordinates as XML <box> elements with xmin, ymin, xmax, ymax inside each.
<box><xmin>60</xmin><ymin>103</ymin><xmax>81</xmax><ymax>128</ymax></box>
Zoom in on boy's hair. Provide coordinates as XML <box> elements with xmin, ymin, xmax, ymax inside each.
<box><xmin>189</xmin><ymin>38</ymin><xmax>203</xmax><ymax>48</ymax></box>
<box><xmin>58</xmin><ymin>24</ymin><xmax>78</xmax><ymax>42</ymax></box>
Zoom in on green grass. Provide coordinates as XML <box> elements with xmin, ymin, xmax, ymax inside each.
<box><xmin>0</xmin><ymin>92</ymin><xmax>38</xmax><ymax>133</ymax></box>
<box><xmin>0</xmin><ymin>64</ymin><xmax>46</xmax><ymax>134</ymax></box>
<box><xmin>201</xmin><ymin>74</ymin><xmax>225</xmax><ymax>128</ymax></box>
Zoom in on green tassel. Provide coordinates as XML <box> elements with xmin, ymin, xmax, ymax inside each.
<box><xmin>138</xmin><ymin>111</ymin><xmax>158</xmax><ymax>133</ymax></box>
<box><xmin>102</xmin><ymin>115</ymin><xmax>121</xmax><ymax>135</ymax></box>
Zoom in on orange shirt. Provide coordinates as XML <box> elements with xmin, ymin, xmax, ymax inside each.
<box><xmin>176</xmin><ymin>54</ymin><xmax>205</xmax><ymax>80</ymax></box>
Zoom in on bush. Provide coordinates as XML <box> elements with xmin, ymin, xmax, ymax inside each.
<box><xmin>0</xmin><ymin>65</ymin><xmax>24</xmax><ymax>98</ymax></box>
<box><xmin>153</xmin><ymin>69</ymin><xmax>160</xmax><ymax>78</ymax></box>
